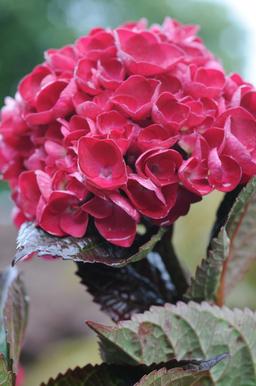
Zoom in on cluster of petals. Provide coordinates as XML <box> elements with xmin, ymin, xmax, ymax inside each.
<box><xmin>1</xmin><ymin>18</ymin><xmax>256</xmax><ymax>247</ymax></box>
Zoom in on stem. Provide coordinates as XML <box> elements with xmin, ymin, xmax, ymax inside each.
<box><xmin>154</xmin><ymin>227</ymin><xmax>191</xmax><ymax>300</ymax></box>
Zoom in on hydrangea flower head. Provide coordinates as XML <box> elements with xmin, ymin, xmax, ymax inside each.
<box><xmin>1</xmin><ymin>18</ymin><xmax>256</xmax><ymax>247</ymax></box>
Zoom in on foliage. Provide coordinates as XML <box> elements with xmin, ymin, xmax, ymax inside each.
<box><xmin>10</xmin><ymin>176</ymin><xmax>256</xmax><ymax>385</ymax></box>
<box><xmin>14</xmin><ymin>222</ymin><xmax>166</xmax><ymax>267</ymax></box>
<box><xmin>186</xmin><ymin>177</ymin><xmax>256</xmax><ymax>304</ymax></box>
<box><xmin>89</xmin><ymin>302</ymin><xmax>256</xmax><ymax>385</ymax></box>
<box><xmin>76</xmin><ymin>257</ymin><xmax>174</xmax><ymax>322</ymax></box>
<box><xmin>0</xmin><ymin>267</ymin><xmax>28</xmax><ymax>385</ymax></box>
<box><xmin>41</xmin><ymin>364</ymin><xmax>144</xmax><ymax>386</ymax></box>
<box><xmin>41</xmin><ymin>357</ymin><xmax>225</xmax><ymax>386</ymax></box>
<box><xmin>41</xmin><ymin>355</ymin><xmax>226</xmax><ymax>386</ymax></box>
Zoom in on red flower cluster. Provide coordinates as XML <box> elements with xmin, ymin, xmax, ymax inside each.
<box><xmin>1</xmin><ymin>18</ymin><xmax>256</xmax><ymax>247</ymax></box>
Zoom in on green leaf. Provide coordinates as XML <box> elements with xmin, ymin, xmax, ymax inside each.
<box><xmin>0</xmin><ymin>354</ymin><xmax>12</xmax><ymax>386</ymax></box>
<box><xmin>186</xmin><ymin>177</ymin><xmax>256</xmax><ymax>304</ymax></box>
<box><xmin>0</xmin><ymin>267</ymin><xmax>28</xmax><ymax>384</ymax></box>
<box><xmin>13</xmin><ymin>222</ymin><xmax>166</xmax><ymax>267</ymax></box>
<box><xmin>185</xmin><ymin>228</ymin><xmax>229</xmax><ymax>303</ymax></box>
<box><xmin>222</xmin><ymin>178</ymin><xmax>256</xmax><ymax>295</ymax></box>
<box><xmin>41</xmin><ymin>364</ymin><xmax>145</xmax><ymax>386</ymax></box>
<box><xmin>135</xmin><ymin>367</ymin><xmax>207</xmax><ymax>386</ymax></box>
<box><xmin>135</xmin><ymin>354</ymin><xmax>229</xmax><ymax>386</ymax></box>
<box><xmin>88</xmin><ymin>302</ymin><xmax>254</xmax><ymax>385</ymax></box>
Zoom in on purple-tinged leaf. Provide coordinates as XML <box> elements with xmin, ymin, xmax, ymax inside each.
<box><xmin>40</xmin><ymin>355</ymin><xmax>227</xmax><ymax>386</ymax></box>
<box><xmin>0</xmin><ymin>267</ymin><xmax>28</xmax><ymax>385</ymax></box>
<box><xmin>76</xmin><ymin>255</ymin><xmax>175</xmax><ymax>322</ymax></box>
<box><xmin>13</xmin><ymin>222</ymin><xmax>166</xmax><ymax>267</ymax></box>
<box><xmin>41</xmin><ymin>364</ymin><xmax>145</xmax><ymax>386</ymax></box>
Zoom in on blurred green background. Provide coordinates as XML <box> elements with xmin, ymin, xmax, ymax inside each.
<box><xmin>0</xmin><ymin>0</ymin><xmax>255</xmax><ymax>384</ymax></box>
